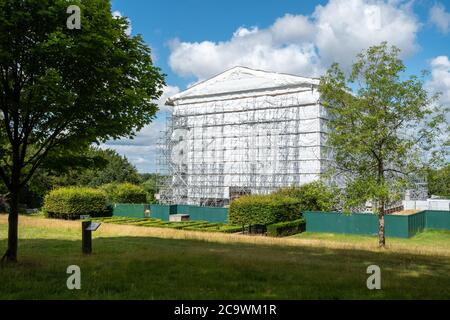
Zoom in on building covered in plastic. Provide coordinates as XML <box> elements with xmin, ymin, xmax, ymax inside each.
<box><xmin>157</xmin><ymin>66</ymin><xmax>330</xmax><ymax>207</ymax></box>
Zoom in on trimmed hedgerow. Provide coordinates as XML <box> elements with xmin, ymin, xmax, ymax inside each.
<box><xmin>202</xmin><ymin>225</ymin><xmax>243</xmax><ymax>233</ymax></box>
<box><xmin>273</xmin><ymin>181</ymin><xmax>340</xmax><ymax>212</ymax></box>
<box><xmin>91</xmin><ymin>217</ymin><xmax>242</xmax><ymax>233</ymax></box>
<box><xmin>266</xmin><ymin>219</ymin><xmax>306</xmax><ymax>237</ymax></box>
<box><xmin>229</xmin><ymin>194</ymin><xmax>302</xmax><ymax>226</ymax></box>
<box><xmin>101</xmin><ymin>183</ymin><xmax>148</xmax><ymax>204</ymax></box>
<box><xmin>44</xmin><ymin>187</ymin><xmax>111</xmax><ymax>220</ymax></box>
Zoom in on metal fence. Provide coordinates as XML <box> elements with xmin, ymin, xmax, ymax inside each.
<box><xmin>304</xmin><ymin>210</ymin><xmax>449</xmax><ymax>238</ymax></box>
<box><xmin>113</xmin><ymin>204</ymin><xmax>229</xmax><ymax>223</ymax></box>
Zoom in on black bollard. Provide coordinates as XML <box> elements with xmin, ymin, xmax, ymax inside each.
<box><xmin>82</xmin><ymin>221</ymin><xmax>92</xmax><ymax>254</ymax></box>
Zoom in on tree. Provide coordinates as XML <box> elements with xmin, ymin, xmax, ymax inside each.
<box><xmin>274</xmin><ymin>181</ymin><xmax>340</xmax><ymax>212</ymax></box>
<box><xmin>0</xmin><ymin>0</ymin><xmax>165</xmax><ymax>262</ymax></box>
<box><xmin>141</xmin><ymin>173</ymin><xmax>166</xmax><ymax>203</ymax></box>
<box><xmin>24</xmin><ymin>147</ymin><xmax>110</xmax><ymax>203</ymax></box>
<box><xmin>84</xmin><ymin>149</ymin><xmax>142</xmax><ymax>187</ymax></box>
<box><xmin>24</xmin><ymin>147</ymin><xmax>142</xmax><ymax>205</ymax></box>
<box><xmin>100</xmin><ymin>182</ymin><xmax>148</xmax><ymax>204</ymax></box>
<box><xmin>319</xmin><ymin>43</ymin><xmax>447</xmax><ymax>248</ymax></box>
<box><xmin>41</xmin><ymin>147</ymin><xmax>141</xmax><ymax>188</ymax></box>
<box><xmin>427</xmin><ymin>164</ymin><xmax>450</xmax><ymax>198</ymax></box>
<box><xmin>6</xmin><ymin>147</ymin><xmax>107</xmax><ymax>207</ymax></box>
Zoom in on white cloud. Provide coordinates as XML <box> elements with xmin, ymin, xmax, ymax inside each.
<box><xmin>425</xmin><ymin>56</ymin><xmax>450</xmax><ymax>152</ymax></box>
<box><xmin>168</xmin><ymin>22</ymin><xmax>323</xmax><ymax>80</ymax></box>
<box><xmin>103</xmin><ymin>85</ymin><xmax>180</xmax><ymax>172</ymax></box>
<box><xmin>112</xmin><ymin>10</ymin><xmax>132</xmax><ymax>36</ymax></box>
<box><xmin>427</xmin><ymin>56</ymin><xmax>450</xmax><ymax>105</ymax></box>
<box><xmin>168</xmin><ymin>0</ymin><xmax>420</xmax><ymax>81</ymax></box>
<box><xmin>429</xmin><ymin>3</ymin><xmax>450</xmax><ymax>34</ymax></box>
<box><xmin>271</xmin><ymin>14</ymin><xmax>316</xmax><ymax>43</ymax></box>
<box><xmin>313</xmin><ymin>0</ymin><xmax>419</xmax><ymax>70</ymax></box>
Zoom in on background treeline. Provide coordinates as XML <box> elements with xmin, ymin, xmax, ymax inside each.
<box><xmin>0</xmin><ymin>146</ymin><xmax>447</xmax><ymax>211</ymax></box>
<box><xmin>428</xmin><ymin>164</ymin><xmax>450</xmax><ymax>198</ymax></box>
<box><xmin>0</xmin><ymin>146</ymin><xmax>166</xmax><ymax>209</ymax></box>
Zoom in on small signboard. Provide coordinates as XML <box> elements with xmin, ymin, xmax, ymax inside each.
<box><xmin>86</xmin><ymin>222</ymin><xmax>101</xmax><ymax>231</ymax></box>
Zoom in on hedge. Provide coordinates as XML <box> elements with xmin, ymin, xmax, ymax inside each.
<box><xmin>101</xmin><ymin>183</ymin><xmax>148</xmax><ymax>204</ymax></box>
<box><xmin>92</xmin><ymin>217</ymin><xmax>243</xmax><ymax>233</ymax></box>
<box><xmin>267</xmin><ymin>219</ymin><xmax>306</xmax><ymax>237</ymax></box>
<box><xmin>229</xmin><ymin>194</ymin><xmax>302</xmax><ymax>226</ymax></box>
<box><xmin>274</xmin><ymin>181</ymin><xmax>339</xmax><ymax>212</ymax></box>
<box><xmin>43</xmin><ymin>187</ymin><xmax>111</xmax><ymax>220</ymax></box>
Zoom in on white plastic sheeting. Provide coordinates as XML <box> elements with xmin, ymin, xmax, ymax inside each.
<box><xmin>160</xmin><ymin>67</ymin><xmax>329</xmax><ymax>206</ymax></box>
<box><xmin>167</xmin><ymin>66</ymin><xmax>320</xmax><ymax>104</ymax></box>
<box><xmin>403</xmin><ymin>199</ymin><xmax>450</xmax><ymax>211</ymax></box>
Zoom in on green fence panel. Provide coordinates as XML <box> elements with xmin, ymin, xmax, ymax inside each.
<box><xmin>409</xmin><ymin>211</ymin><xmax>426</xmax><ymax>236</ymax></box>
<box><xmin>113</xmin><ymin>205</ymin><xmax>449</xmax><ymax>235</ymax></box>
<box><xmin>113</xmin><ymin>204</ymin><xmax>147</xmax><ymax>218</ymax></box>
<box><xmin>385</xmin><ymin>215</ymin><xmax>410</xmax><ymax>238</ymax></box>
<box><xmin>113</xmin><ymin>204</ymin><xmax>176</xmax><ymax>220</ymax></box>
<box><xmin>425</xmin><ymin>210</ymin><xmax>450</xmax><ymax>230</ymax></box>
<box><xmin>176</xmin><ymin>205</ymin><xmax>191</xmax><ymax>215</ymax></box>
<box><xmin>169</xmin><ymin>205</ymin><xmax>178</xmax><ymax>215</ymax></box>
<box><xmin>304</xmin><ymin>211</ymin><xmax>430</xmax><ymax>238</ymax></box>
<box><xmin>145</xmin><ymin>204</ymin><xmax>229</xmax><ymax>223</ymax></box>
<box><xmin>304</xmin><ymin>212</ymin><xmax>379</xmax><ymax>236</ymax></box>
<box><xmin>186</xmin><ymin>206</ymin><xmax>229</xmax><ymax>223</ymax></box>
<box><xmin>149</xmin><ymin>204</ymin><xmax>171</xmax><ymax>221</ymax></box>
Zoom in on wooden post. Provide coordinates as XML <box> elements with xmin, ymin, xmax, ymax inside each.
<box><xmin>82</xmin><ymin>221</ymin><xmax>92</xmax><ymax>254</ymax></box>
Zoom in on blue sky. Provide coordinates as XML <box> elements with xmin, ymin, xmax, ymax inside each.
<box><xmin>105</xmin><ymin>0</ymin><xmax>450</xmax><ymax>173</ymax></box>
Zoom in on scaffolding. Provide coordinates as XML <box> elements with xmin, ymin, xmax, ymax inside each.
<box><xmin>157</xmin><ymin>68</ymin><xmax>330</xmax><ymax>207</ymax></box>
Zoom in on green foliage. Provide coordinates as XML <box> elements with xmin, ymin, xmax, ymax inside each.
<box><xmin>229</xmin><ymin>194</ymin><xmax>302</xmax><ymax>226</ymax></box>
<box><xmin>24</xmin><ymin>147</ymin><xmax>142</xmax><ymax>206</ymax></box>
<box><xmin>274</xmin><ymin>181</ymin><xmax>339</xmax><ymax>211</ymax></box>
<box><xmin>93</xmin><ymin>217</ymin><xmax>241</xmax><ymax>233</ymax></box>
<box><xmin>213</xmin><ymin>225</ymin><xmax>243</xmax><ymax>233</ymax></box>
<box><xmin>319</xmin><ymin>42</ymin><xmax>448</xmax><ymax>215</ymax></box>
<box><xmin>1</xmin><ymin>222</ymin><xmax>450</xmax><ymax>299</ymax></box>
<box><xmin>101</xmin><ymin>183</ymin><xmax>148</xmax><ymax>204</ymax></box>
<box><xmin>141</xmin><ymin>174</ymin><xmax>167</xmax><ymax>203</ymax></box>
<box><xmin>267</xmin><ymin>219</ymin><xmax>306</xmax><ymax>237</ymax></box>
<box><xmin>0</xmin><ymin>0</ymin><xmax>165</xmax><ymax>258</ymax></box>
<box><xmin>68</xmin><ymin>148</ymin><xmax>142</xmax><ymax>187</ymax></box>
<box><xmin>43</xmin><ymin>187</ymin><xmax>111</xmax><ymax>220</ymax></box>
<box><xmin>0</xmin><ymin>0</ymin><xmax>165</xmax><ymax>189</ymax></box>
<box><xmin>428</xmin><ymin>165</ymin><xmax>450</xmax><ymax>198</ymax></box>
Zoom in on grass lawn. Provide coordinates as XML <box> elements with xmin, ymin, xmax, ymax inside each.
<box><xmin>1</xmin><ymin>215</ymin><xmax>450</xmax><ymax>299</ymax></box>
<box><xmin>293</xmin><ymin>230</ymin><xmax>450</xmax><ymax>252</ymax></box>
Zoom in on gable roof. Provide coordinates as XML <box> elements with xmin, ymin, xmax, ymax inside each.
<box><xmin>166</xmin><ymin>66</ymin><xmax>320</xmax><ymax>105</ymax></box>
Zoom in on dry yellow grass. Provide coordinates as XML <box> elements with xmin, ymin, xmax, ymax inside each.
<box><xmin>1</xmin><ymin>214</ymin><xmax>449</xmax><ymax>257</ymax></box>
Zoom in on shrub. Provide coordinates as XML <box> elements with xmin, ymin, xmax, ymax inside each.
<box><xmin>217</xmin><ymin>225</ymin><xmax>244</xmax><ymax>233</ymax></box>
<box><xmin>229</xmin><ymin>194</ymin><xmax>301</xmax><ymax>226</ymax></box>
<box><xmin>267</xmin><ymin>219</ymin><xmax>305</xmax><ymax>237</ymax></box>
<box><xmin>101</xmin><ymin>183</ymin><xmax>148</xmax><ymax>204</ymax></box>
<box><xmin>274</xmin><ymin>181</ymin><xmax>339</xmax><ymax>212</ymax></box>
<box><xmin>43</xmin><ymin>187</ymin><xmax>111</xmax><ymax>220</ymax></box>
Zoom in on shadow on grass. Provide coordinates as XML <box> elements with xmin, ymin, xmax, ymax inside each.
<box><xmin>1</xmin><ymin>235</ymin><xmax>450</xmax><ymax>300</ymax></box>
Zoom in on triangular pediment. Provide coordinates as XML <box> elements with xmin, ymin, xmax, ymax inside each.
<box><xmin>167</xmin><ymin>66</ymin><xmax>319</xmax><ymax>105</ymax></box>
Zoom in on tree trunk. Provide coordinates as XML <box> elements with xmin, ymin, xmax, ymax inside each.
<box><xmin>377</xmin><ymin>158</ymin><xmax>386</xmax><ymax>248</ymax></box>
<box><xmin>378</xmin><ymin>201</ymin><xmax>386</xmax><ymax>248</ymax></box>
<box><xmin>2</xmin><ymin>191</ymin><xmax>19</xmax><ymax>263</ymax></box>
